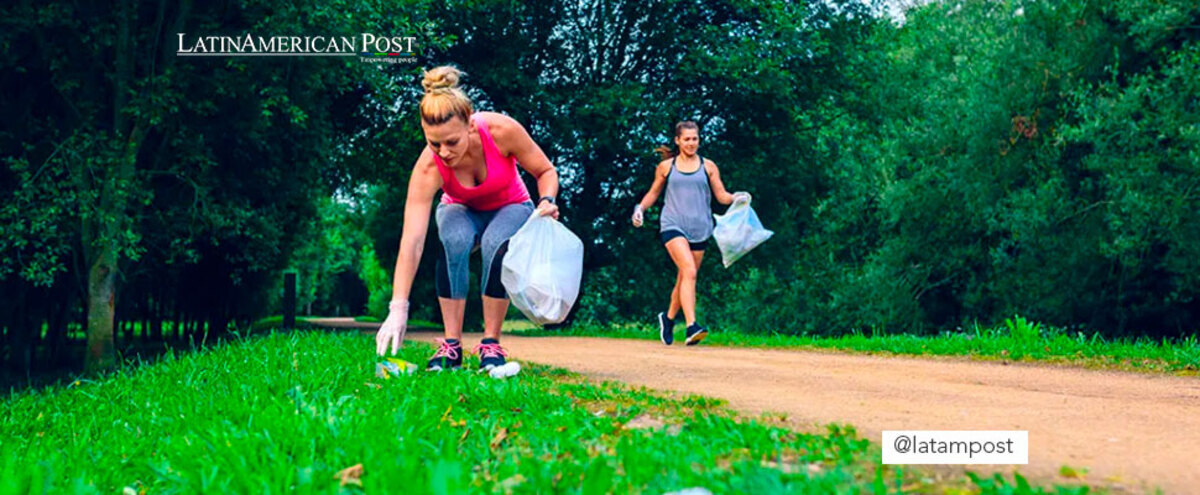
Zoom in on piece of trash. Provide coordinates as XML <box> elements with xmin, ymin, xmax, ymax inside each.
<box><xmin>490</xmin><ymin>427</ymin><xmax>509</xmax><ymax>449</ymax></box>
<box><xmin>623</xmin><ymin>414</ymin><xmax>666</xmax><ymax>430</ymax></box>
<box><xmin>334</xmin><ymin>463</ymin><xmax>363</xmax><ymax>487</ymax></box>
<box><xmin>664</xmin><ymin>488</ymin><xmax>713</xmax><ymax>495</ymax></box>
<box><xmin>375</xmin><ymin>358</ymin><xmax>418</xmax><ymax>379</ymax></box>
<box><xmin>496</xmin><ymin>474</ymin><xmax>527</xmax><ymax>491</ymax></box>
<box><xmin>488</xmin><ymin>361</ymin><xmax>521</xmax><ymax>379</ymax></box>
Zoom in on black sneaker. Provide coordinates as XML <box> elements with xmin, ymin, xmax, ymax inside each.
<box><xmin>426</xmin><ymin>338</ymin><xmax>463</xmax><ymax>371</ymax></box>
<box><xmin>685</xmin><ymin>324</ymin><xmax>707</xmax><ymax>346</ymax></box>
<box><xmin>658</xmin><ymin>312</ymin><xmax>675</xmax><ymax>345</ymax></box>
<box><xmin>475</xmin><ymin>338</ymin><xmax>508</xmax><ymax>371</ymax></box>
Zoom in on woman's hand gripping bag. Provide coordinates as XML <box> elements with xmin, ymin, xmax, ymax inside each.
<box><xmin>713</xmin><ymin>201</ymin><xmax>774</xmax><ymax>268</ymax></box>
<box><xmin>500</xmin><ymin>213</ymin><xmax>584</xmax><ymax>325</ymax></box>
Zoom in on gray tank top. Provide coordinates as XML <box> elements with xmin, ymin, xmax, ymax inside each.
<box><xmin>659</xmin><ymin>156</ymin><xmax>714</xmax><ymax>242</ymax></box>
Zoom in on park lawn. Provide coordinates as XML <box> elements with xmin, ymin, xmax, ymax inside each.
<box><xmin>506</xmin><ymin>317</ymin><xmax>1200</xmax><ymax>375</ymax></box>
<box><xmin>1</xmin><ymin>331</ymin><xmax>1083</xmax><ymax>494</ymax></box>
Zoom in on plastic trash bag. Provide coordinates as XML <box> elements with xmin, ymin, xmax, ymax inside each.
<box><xmin>501</xmin><ymin>213</ymin><xmax>584</xmax><ymax>325</ymax></box>
<box><xmin>712</xmin><ymin>201</ymin><xmax>774</xmax><ymax>268</ymax></box>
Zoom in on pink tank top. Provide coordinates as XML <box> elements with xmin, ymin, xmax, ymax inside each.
<box><xmin>434</xmin><ymin>114</ymin><xmax>531</xmax><ymax>211</ymax></box>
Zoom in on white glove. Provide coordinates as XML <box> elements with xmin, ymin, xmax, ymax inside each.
<box><xmin>732</xmin><ymin>192</ymin><xmax>752</xmax><ymax>205</ymax></box>
<box><xmin>631</xmin><ymin>204</ymin><xmax>644</xmax><ymax>227</ymax></box>
<box><xmin>375</xmin><ymin>300</ymin><xmax>409</xmax><ymax>356</ymax></box>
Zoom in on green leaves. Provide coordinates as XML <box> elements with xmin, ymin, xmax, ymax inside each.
<box><xmin>1</xmin><ymin>0</ymin><xmax>445</xmax><ymax>368</ymax></box>
<box><xmin>753</xmin><ymin>0</ymin><xmax>1200</xmax><ymax>337</ymax></box>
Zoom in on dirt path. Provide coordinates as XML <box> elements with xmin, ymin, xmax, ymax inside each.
<box><xmin>311</xmin><ymin>319</ymin><xmax>1200</xmax><ymax>493</ymax></box>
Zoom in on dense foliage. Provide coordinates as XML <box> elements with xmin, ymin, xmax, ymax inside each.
<box><xmin>4</xmin><ymin>0</ymin><xmax>1198</xmax><ymax>372</ymax></box>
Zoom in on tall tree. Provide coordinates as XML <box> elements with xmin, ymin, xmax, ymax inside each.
<box><xmin>1</xmin><ymin>0</ymin><xmax>435</xmax><ymax>370</ymax></box>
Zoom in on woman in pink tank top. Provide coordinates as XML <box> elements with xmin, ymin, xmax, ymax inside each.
<box><xmin>374</xmin><ymin>66</ymin><xmax>561</xmax><ymax>372</ymax></box>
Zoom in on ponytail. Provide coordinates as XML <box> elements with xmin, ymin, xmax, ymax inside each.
<box><xmin>655</xmin><ymin>145</ymin><xmax>676</xmax><ymax>161</ymax></box>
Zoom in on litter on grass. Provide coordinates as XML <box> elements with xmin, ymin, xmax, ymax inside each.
<box><xmin>375</xmin><ymin>358</ymin><xmax>418</xmax><ymax>379</ymax></box>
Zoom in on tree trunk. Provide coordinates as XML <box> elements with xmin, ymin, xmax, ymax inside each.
<box><xmin>82</xmin><ymin>0</ymin><xmax>146</xmax><ymax>371</ymax></box>
<box><xmin>47</xmin><ymin>295</ymin><xmax>68</xmax><ymax>368</ymax></box>
<box><xmin>174</xmin><ymin>302</ymin><xmax>182</xmax><ymax>341</ymax></box>
<box><xmin>85</xmin><ymin>246</ymin><xmax>118</xmax><ymax>372</ymax></box>
<box><xmin>16</xmin><ymin>314</ymin><xmax>33</xmax><ymax>377</ymax></box>
<box><xmin>10</xmin><ymin>290</ymin><xmax>31</xmax><ymax>375</ymax></box>
<box><xmin>114</xmin><ymin>312</ymin><xmax>122</xmax><ymax>351</ymax></box>
<box><xmin>152</xmin><ymin>287</ymin><xmax>163</xmax><ymax>341</ymax></box>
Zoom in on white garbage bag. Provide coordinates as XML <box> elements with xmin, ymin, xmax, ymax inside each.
<box><xmin>500</xmin><ymin>213</ymin><xmax>584</xmax><ymax>325</ymax></box>
<box><xmin>712</xmin><ymin>201</ymin><xmax>773</xmax><ymax>268</ymax></box>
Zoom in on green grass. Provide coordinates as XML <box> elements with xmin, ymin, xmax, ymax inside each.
<box><xmin>251</xmin><ymin>315</ymin><xmax>442</xmax><ymax>331</ymax></box>
<box><xmin>35</xmin><ymin>317</ymin><xmax>317</xmax><ymax>341</ymax></box>
<box><xmin>249</xmin><ymin>315</ymin><xmax>317</xmax><ymax>332</ymax></box>
<box><xmin>409</xmin><ymin>319</ymin><xmax>440</xmax><ymax>329</ymax></box>
<box><xmin>38</xmin><ymin>321</ymin><xmax>232</xmax><ymax>342</ymax></box>
<box><xmin>511</xmin><ymin>316</ymin><xmax>1200</xmax><ymax>374</ymax></box>
<box><xmin>348</xmin><ymin>315</ymin><xmax>439</xmax><ymax>328</ymax></box>
<box><xmin>0</xmin><ymin>330</ymin><xmax>1084</xmax><ymax>494</ymax></box>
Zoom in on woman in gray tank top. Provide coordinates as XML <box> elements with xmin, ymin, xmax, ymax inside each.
<box><xmin>631</xmin><ymin>121</ymin><xmax>752</xmax><ymax>346</ymax></box>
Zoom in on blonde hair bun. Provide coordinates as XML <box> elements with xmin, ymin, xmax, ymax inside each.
<box><xmin>419</xmin><ymin>66</ymin><xmax>474</xmax><ymax>124</ymax></box>
<box><xmin>422</xmin><ymin>66</ymin><xmax>462</xmax><ymax>94</ymax></box>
